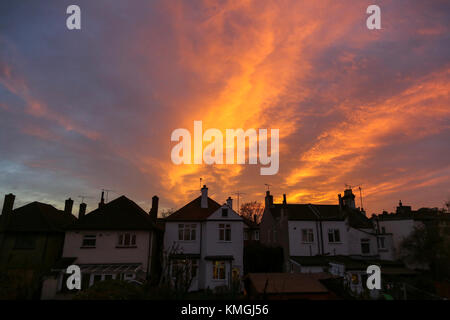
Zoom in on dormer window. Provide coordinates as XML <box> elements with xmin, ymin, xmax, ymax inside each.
<box><xmin>222</xmin><ymin>208</ymin><xmax>228</xmax><ymax>217</ymax></box>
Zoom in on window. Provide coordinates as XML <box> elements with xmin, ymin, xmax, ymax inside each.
<box><xmin>219</xmin><ymin>224</ymin><xmax>231</xmax><ymax>241</ymax></box>
<box><xmin>172</xmin><ymin>259</ymin><xmax>198</xmax><ymax>278</ymax></box>
<box><xmin>381</xmin><ymin>226</ymin><xmax>386</xmax><ymax>234</ymax></box>
<box><xmin>351</xmin><ymin>274</ymin><xmax>359</xmax><ymax>285</ymax></box>
<box><xmin>328</xmin><ymin>229</ymin><xmax>341</xmax><ymax>243</ymax></box>
<box><xmin>14</xmin><ymin>235</ymin><xmax>36</xmax><ymax>249</ymax></box>
<box><xmin>301</xmin><ymin>229</ymin><xmax>314</xmax><ymax>243</ymax></box>
<box><xmin>178</xmin><ymin>224</ymin><xmax>197</xmax><ymax>241</ymax></box>
<box><xmin>377</xmin><ymin>237</ymin><xmax>386</xmax><ymax>249</ymax></box>
<box><xmin>222</xmin><ymin>208</ymin><xmax>228</xmax><ymax>217</ymax></box>
<box><xmin>82</xmin><ymin>235</ymin><xmax>96</xmax><ymax>248</ymax></box>
<box><xmin>244</xmin><ymin>231</ymin><xmax>248</xmax><ymax>240</ymax></box>
<box><xmin>254</xmin><ymin>230</ymin><xmax>259</xmax><ymax>241</ymax></box>
<box><xmin>361</xmin><ymin>239</ymin><xmax>370</xmax><ymax>254</ymax></box>
<box><xmin>213</xmin><ymin>261</ymin><xmax>226</xmax><ymax>280</ymax></box>
<box><xmin>118</xmin><ymin>233</ymin><xmax>136</xmax><ymax>247</ymax></box>
<box><xmin>273</xmin><ymin>229</ymin><xmax>278</xmax><ymax>242</ymax></box>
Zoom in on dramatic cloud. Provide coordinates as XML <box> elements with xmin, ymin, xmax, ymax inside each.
<box><xmin>0</xmin><ymin>0</ymin><xmax>449</xmax><ymax>214</ymax></box>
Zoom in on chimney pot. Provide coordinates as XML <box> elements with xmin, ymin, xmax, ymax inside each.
<box><xmin>99</xmin><ymin>191</ymin><xmax>105</xmax><ymax>208</ymax></box>
<box><xmin>226</xmin><ymin>197</ymin><xmax>233</xmax><ymax>210</ymax></box>
<box><xmin>150</xmin><ymin>195</ymin><xmax>159</xmax><ymax>222</ymax></box>
<box><xmin>283</xmin><ymin>194</ymin><xmax>287</xmax><ymax>204</ymax></box>
<box><xmin>78</xmin><ymin>203</ymin><xmax>87</xmax><ymax>219</ymax></box>
<box><xmin>2</xmin><ymin>193</ymin><xmax>15</xmax><ymax>215</ymax></box>
<box><xmin>265</xmin><ymin>190</ymin><xmax>273</xmax><ymax>207</ymax></box>
<box><xmin>201</xmin><ymin>185</ymin><xmax>208</xmax><ymax>208</ymax></box>
<box><xmin>64</xmin><ymin>198</ymin><xmax>74</xmax><ymax>215</ymax></box>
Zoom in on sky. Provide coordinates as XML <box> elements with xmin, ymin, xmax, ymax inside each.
<box><xmin>0</xmin><ymin>0</ymin><xmax>449</xmax><ymax>216</ymax></box>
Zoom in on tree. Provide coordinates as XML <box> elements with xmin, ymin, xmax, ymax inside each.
<box><xmin>240</xmin><ymin>201</ymin><xmax>264</xmax><ymax>223</ymax></box>
<box><xmin>159</xmin><ymin>242</ymin><xmax>196</xmax><ymax>297</ymax></box>
<box><xmin>400</xmin><ymin>223</ymin><xmax>450</xmax><ymax>280</ymax></box>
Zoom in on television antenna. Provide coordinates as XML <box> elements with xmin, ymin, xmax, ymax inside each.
<box><xmin>232</xmin><ymin>191</ymin><xmax>247</xmax><ymax>215</ymax></box>
<box><xmin>78</xmin><ymin>195</ymin><xmax>92</xmax><ymax>203</ymax></box>
<box><xmin>101</xmin><ymin>189</ymin><xmax>115</xmax><ymax>202</ymax></box>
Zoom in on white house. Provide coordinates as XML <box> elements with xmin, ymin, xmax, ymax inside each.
<box><xmin>41</xmin><ymin>194</ymin><xmax>161</xmax><ymax>298</ymax></box>
<box><xmin>163</xmin><ymin>185</ymin><xmax>244</xmax><ymax>292</ymax></box>
<box><xmin>260</xmin><ymin>188</ymin><xmax>395</xmax><ymax>274</ymax></box>
<box><xmin>373</xmin><ymin>201</ymin><xmax>450</xmax><ymax>267</ymax></box>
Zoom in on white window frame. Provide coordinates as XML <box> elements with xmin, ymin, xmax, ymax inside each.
<box><xmin>218</xmin><ymin>223</ymin><xmax>231</xmax><ymax>242</ymax></box>
<box><xmin>81</xmin><ymin>234</ymin><xmax>96</xmax><ymax>248</ymax></box>
<box><xmin>301</xmin><ymin>229</ymin><xmax>314</xmax><ymax>243</ymax></box>
<box><xmin>328</xmin><ymin>229</ymin><xmax>341</xmax><ymax>243</ymax></box>
<box><xmin>118</xmin><ymin>233</ymin><xmax>137</xmax><ymax>247</ymax></box>
<box><xmin>178</xmin><ymin>223</ymin><xmax>197</xmax><ymax>241</ymax></box>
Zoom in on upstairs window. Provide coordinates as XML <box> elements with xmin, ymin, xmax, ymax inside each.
<box><xmin>82</xmin><ymin>235</ymin><xmax>96</xmax><ymax>248</ymax></box>
<box><xmin>328</xmin><ymin>229</ymin><xmax>341</xmax><ymax>243</ymax></box>
<box><xmin>222</xmin><ymin>208</ymin><xmax>228</xmax><ymax>217</ymax></box>
<box><xmin>254</xmin><ymin>230</ymin><xmax>260</xmax><ymax>241</ymax></box>
<box><xmin>219</xmin><ymin>223</ymin><xmax>231</xmax><ymax>241</ymax></box>
<box><xmin>118</xmin><ymin>233</ymin><xmax>136</xmax><ymax>247</ymax></box>
<box><xmin>361</xmin><ymin>239</ymin><xmax>371</xmax><ymax>254</ymax></box>
<box><xmin>301</xmin><ymin>229</ymin><xmax>314</xmax><ymax>243</ymax></box>
<box><xmin>178</xmin><ymin>224</ymin><xmax>196</xmax><ymax>241</ymax></box>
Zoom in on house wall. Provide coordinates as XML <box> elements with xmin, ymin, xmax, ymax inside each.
<box><xmin>377</xmin><ymin>219</ymin><xmax>418</xmax><ymax>258</ymax></box>
<box><xmin>347</xmin><ymin>228</ymin><xmax>378</xmax><ymax>256</ymax></box>
<box><xmin>288</xmin><ymin>220</ymin><xmax>349</xmax><ymax>257</ymax></box>
<box><xmin>163</xmin><ymin>206</ymin><xmax>244</xmax><ymax>292</ymax></box>
<box><xmin>63</xmin><ymin>230</ymin><xmax>151</xmax><ymax>270</ymax></box>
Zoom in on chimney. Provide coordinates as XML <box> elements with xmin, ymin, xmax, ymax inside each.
<box><xmin>64</xmin><ymin>198</ymin><xmax>74</xmax><ymax>215</ymax></box>
<box><xmin>283</xmin><ymin>194</ymin><xmax>287</xmax><ymax>205</ymax></box>
<box><xmin>226</xmin><ymin>197</ymin><xmax>233</xmax><ymax>209</ymax></box>
<box><xmin>149</xmin><ymin>195</ymin><xmax>159</xmax><ymax>222</ymax></box>
<box><xmin>265</xmin><ymin>190</ymin><xmax>273</xmax><ymax>208</ymax></box>
<box><xmin>1</xmin><ymin>193</ymin><xmax>15</xmax><ymax>215</ymax></box>
<box><xmin>78</xmin><ymin>203</ymin><xmax>87</xmax><ymax>219</ymax></box>
<box><xmin>342</xmin><ymin>189</ymin><xmax>355</xmax><ymax>209</ymax></box>
<box><xmin>338</xmin><ymin>194</ymin><xmax>343</xmax><ymax>210</ymax></box>
<box><xmin>201</xmin><ymin>185</ymin><xmax>208</xmax><ymax>208</ymax></box>
<box><xmin>98</xmin><ymin>191</ymin><xmax>105</xmax><ymax>208</ymax></box>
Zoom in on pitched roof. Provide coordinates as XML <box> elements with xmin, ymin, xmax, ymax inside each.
<box><xmin>290</xmin><ymin>255</ymin><xmax>330</xmax><ymax>266</ymax></box>
<box><xmin>267</xmin><ymin>203</ymin><xmax>373</xmax><ymax>229</ymax></box>
<box><xmin>165</xmin><ymin>196</ymin><xmax>222</xmax><ymax>221</ymax></box>
<box><xmin>67</xmin><ymin>195</ymin><xmax>155</xmax><ymax>230</ymax></box>
<box><xmin>0</xmin><ymin>201</ymin><xmax>76</xmax><ymax>232</ymax></box>
<box><xmin>241</xmin><ymin>215</ymin><xmax>259</xmax><ymax>228</ymax></box>
<box><xmin>247</xmin><ymin>273</ymin><xmax>330</xmax><ymax>294</ymax></box>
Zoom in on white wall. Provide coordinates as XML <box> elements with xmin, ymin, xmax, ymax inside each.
<box><xmin>163</xmin><ymin>205</ymin><xmax>244</xmax><ymax>291</ymax></box>
<box><xmin>288</xmin><ymin>220</ymin><xmax>348</xmax><ymax>256</ymax></box>
<box><xmin>63</xmin><ymin>230</ymin><xmax>151</xmax><ymax>270</ymax></box>
<box><xmin>377</xmin><ymin>219</ymin><xmax>419</xmax><ymax>258</ymax></box>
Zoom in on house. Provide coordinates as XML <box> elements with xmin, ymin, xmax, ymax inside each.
<box><xmin>373</xmin><ymin>201</ymin><xmax>450</xmax><ymax>262</ymax></box>
<box><xmin>245</xmin><ymin>272</ymin><xmax>338</xmax><ymax>300</ymax></box>
<box><xmin>163</xmin><ymin>185</ymin><xmax>244</xmax><ymax>292</ymax></box>
<box><xmin>242</xmin><ymin>215</ymin><xmax>260</xmax><ymax>246</ymax></box>
<box><xmin>0</xmin><ymin>193</ymin><xmax>76</xmax><ymax>299</ymax></box>
<box><xmin>42</xmin><ymin>193</ymin><xmax>161</xmax><ymax>299</ymax></box>
<box><xmin>260</xmin><ymin>188</ymin><xmax>395</xmax><ymax>273</ymax></box>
